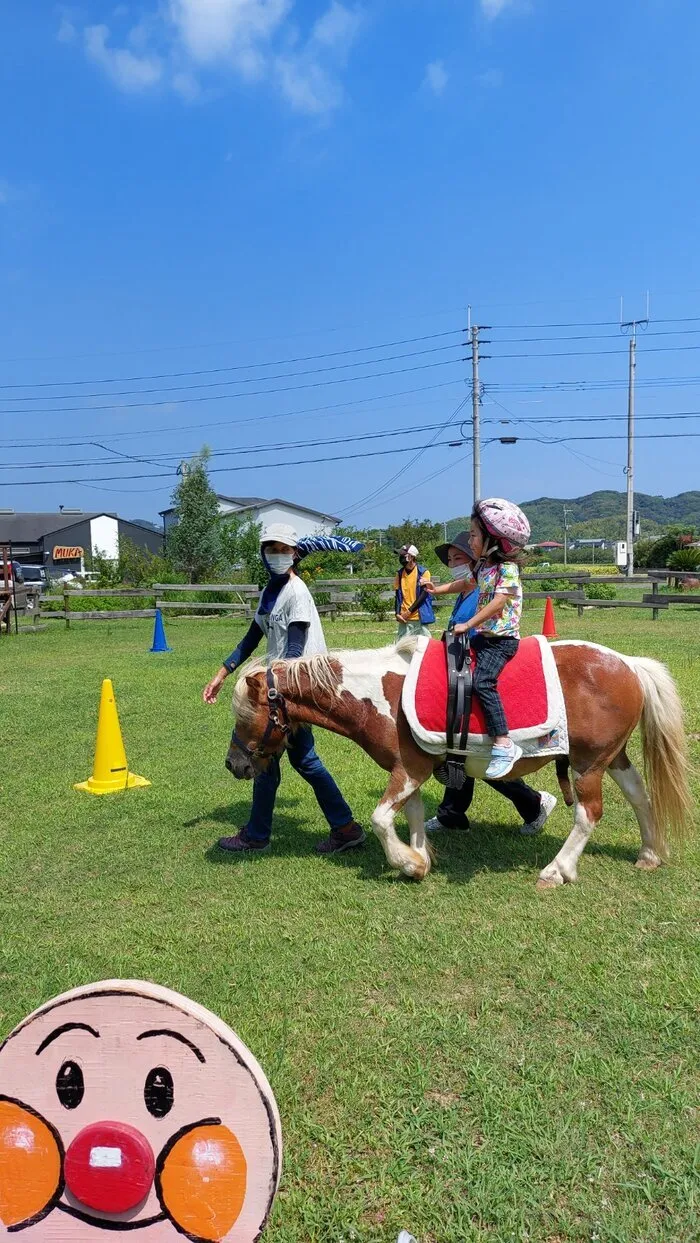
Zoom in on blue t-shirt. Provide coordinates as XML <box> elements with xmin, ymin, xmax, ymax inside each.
<box><xmin>449</xmin><ymin>587</ymin><xmax>479</xmax><ymax>631</ymax></box>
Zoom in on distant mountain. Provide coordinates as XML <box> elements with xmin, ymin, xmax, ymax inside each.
<box><xmin>446</xmin><ymin>491</ymin><xmax>700</xmax><ymax>543</ymax></box>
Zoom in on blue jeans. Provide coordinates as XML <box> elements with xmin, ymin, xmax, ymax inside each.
<box><xmin>246</xmin><ymin>726</ymin><xmax>353</xmax><ymax>844</ymax></box>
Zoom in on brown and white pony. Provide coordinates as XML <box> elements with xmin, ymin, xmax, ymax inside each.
<box><xmin>226</xmin><ymin>638</ymin><xmax>693</xmax><ymax>888</ymax></box>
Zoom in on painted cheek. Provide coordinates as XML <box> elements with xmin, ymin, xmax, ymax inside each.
<box><xmin>0</xmin><ymin>1099</ymin><xmax>63</xmax><ymax>1228</ymax></box>
<box><xmin>158</xmin><ymin>1123</ymin><xmax>247</xmax><ymax>1242</ymax></box>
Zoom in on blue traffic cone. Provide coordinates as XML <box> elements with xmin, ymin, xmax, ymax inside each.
<box><xmin>150</xmin><ymin>608</ymin><xmax>172</xmax><ymax>653</ymax></box>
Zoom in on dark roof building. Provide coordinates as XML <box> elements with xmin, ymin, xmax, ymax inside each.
<box><xmin>0</xmin><ymin>510</ymin><xmax>163</xmax><ymax>574</ymax></box>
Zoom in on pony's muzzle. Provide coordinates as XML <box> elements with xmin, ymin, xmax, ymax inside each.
<box><xmin>225</xmin><ymin>750</ymin><xmax>254</xmax><ymax>780</ymax></box>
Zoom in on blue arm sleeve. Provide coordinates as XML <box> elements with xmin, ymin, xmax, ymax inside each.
<box><xmin>224</xmin><ymin>620</ymin><xmax>264</xmax><ymax>672</ymax></box>
<box><xmin>285</xmin><ymin>621</ymin><xmax>309</xmax><ymax>660</ymax></box>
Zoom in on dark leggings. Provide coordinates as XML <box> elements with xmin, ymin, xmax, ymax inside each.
<box><xmin>472</xmin><ymin>633</ymin><xmax>519</xmax><ymax>737</ymax></box>
<box><xmin>436</xmin><ymin>777</ymin><xmax>541</xmax><ymax>831</ymax></box>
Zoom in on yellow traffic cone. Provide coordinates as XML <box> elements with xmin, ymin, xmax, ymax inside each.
<box><xmin>74</xmin><ymin>679</ymin><xmax>150</xmax><ymax>796</ymax></box>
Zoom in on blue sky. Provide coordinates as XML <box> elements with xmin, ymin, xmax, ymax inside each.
<box><xmin>3</xmin><ymin>0</ymin><xmax>700</xmax><ymax>529</ymax></box>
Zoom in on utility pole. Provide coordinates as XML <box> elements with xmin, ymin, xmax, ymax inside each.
<box><xmin>625</xmin><ymin>331</ymin><xmax>636</xmax><ymax>576</ymax></box>
<box><xmin>471</xmin><ymin>325</ymin><xmax>482</xmax><ymax>505</ymax></box>
<box><xmin>621</xmin><ymin>295</ymin><xmax>649</xmax><ymax>577</ymax></box>
<box><xmin>563</xmin><ymin>505</ymin><xmax>571</xmax><ymax>567</ymax></box>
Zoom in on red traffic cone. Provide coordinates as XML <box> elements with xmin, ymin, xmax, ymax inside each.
<box><xmin>541</xmin><ymin>596</ymin><xmax>558</xmax><ymax>640</ymax></box>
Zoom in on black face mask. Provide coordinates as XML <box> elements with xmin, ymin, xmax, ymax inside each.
<box><xmin>399</xmin><ymin>555</ymin><xmax>408</xmax><ymax>567</ymax></box>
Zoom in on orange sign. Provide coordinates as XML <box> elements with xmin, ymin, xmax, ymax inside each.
<box><xmin>52</xmin><ymin>545</ymin><xmax>84</xmax><ymax>560</ymax></box>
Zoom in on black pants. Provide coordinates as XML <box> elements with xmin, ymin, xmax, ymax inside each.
<box><xmin>472</xmin><ymin>633</ymin><xmax>519</xmax><ymax>738</ymax></box>
<box><xmin>436</xmin><ymin>777</ymin><xmax>541</xmax><ymax>831</ymax></box>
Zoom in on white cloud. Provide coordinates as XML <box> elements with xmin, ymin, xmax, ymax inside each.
<box><xmin>168</xmin><ymin>0</ymin><xmax>290</xmax><ymax>69</ymax></box>
<box><xmin>481</xmin><ymin>0</ymin><xmax>518</xmax><ymax>17</ymax></box>
<box><xmin>424</xmin><ymin>59</ymin><xmax>448</xmax><ymax>96</ymax></box>
<box><xmin>76</xmin><ymin>0</ymin><xmax>361</xmax><ymax>115</ymax></box>
<box><xmin>312</xmin><ymin>2</ymin><xmax>362</xmax><ymax>51</ymax></box>
<box><xmin>57</xmin><ymin>14</ymin><xmax>76</xmax><ymax>43</ymax></box>
<box><xmin>275</xmin><ymin>56</ymin><xmax>340</xmax><ymax>114</ymax></box>
<box><xmin>84</xmin><ymin>24</ymin><xmax>163</xmax><ymax>91</ymax></box>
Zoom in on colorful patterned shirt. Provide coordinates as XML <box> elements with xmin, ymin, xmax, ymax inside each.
<box><xmin>461</xmin><ymin>561</ymin><xmax>522</xmax><ymax>637</ymax></box>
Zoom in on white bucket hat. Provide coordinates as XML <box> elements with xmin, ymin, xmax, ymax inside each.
<box><xmin>259</xmin><ymin>522</ymin><xmax>299</xmax><ymax>549</ymax></box>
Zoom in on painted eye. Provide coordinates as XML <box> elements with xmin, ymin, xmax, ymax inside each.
<box><xmin>56</xmin><ymin>1060</ymin><xmax>85</xmax><ymax>1110</ymax></box>
<box><xmin>144</xmin><ymin>1066</ymin><xmax>174</xmax><ymax>1118</ymax></box>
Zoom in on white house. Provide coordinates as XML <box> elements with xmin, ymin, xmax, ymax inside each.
<box><xmin>160</xmin><ymin>495</ymin><xmax>340</xmax><ymax>540</ymax></box>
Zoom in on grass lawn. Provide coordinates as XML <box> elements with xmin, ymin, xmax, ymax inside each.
<box><xmin>1</xmin><ymin>607</ymin><xmax>698</xmax><ymax>1243</ymax></box>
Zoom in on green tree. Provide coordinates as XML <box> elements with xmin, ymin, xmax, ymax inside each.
<box><xmin>219</xmin><ymin>514</ymin><xmax>264</xmax><ymax>584</ymax></box>
<box><xmin>166</xmin><ymin>449</ymin><xmax>222</xmax><ymax>583</ymax></box>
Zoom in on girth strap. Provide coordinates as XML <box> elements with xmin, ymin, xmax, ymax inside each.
<box><xmin>443</xmin><ymin>629</ymin><xmax>472</xmax><ymax>789</ymax></box>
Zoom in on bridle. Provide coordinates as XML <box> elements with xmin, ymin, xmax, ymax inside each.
<box><xmin>230</xmin><ymin>666</ymin><xmax>291</xmax><ymax>762</ymax></box>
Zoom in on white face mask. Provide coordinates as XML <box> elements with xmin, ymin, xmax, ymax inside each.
<box><xmin>449</xmin><ymin>563</ymin><xmax>470</xmax><ymax>579</ymax></box>
<box><xmin>266</xmin><ymin>552</ymin><xmax>294</xmax><ymax>575</ymax></box>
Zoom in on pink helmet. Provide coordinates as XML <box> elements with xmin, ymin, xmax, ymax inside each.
<box><xmin>474</xmin><ymin>497</ymin><xmax>531</xmax><ymax>555</ymax></box>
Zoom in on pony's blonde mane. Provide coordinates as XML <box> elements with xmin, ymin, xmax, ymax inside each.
<box><xmin>231</xmin><ymin>640</ymin><xmax>415</xmax><ymax>719</ymax></box>
<box><xmin>231</xmin><ymin>652</ymin><xmax>340</xmax><ymax>720</ymax></box>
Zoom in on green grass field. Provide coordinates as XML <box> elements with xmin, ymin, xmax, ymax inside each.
<box><xmin>1</xmin><ymin>609</ymin><xmax>699</xmax><ymax>1243</ymax></box>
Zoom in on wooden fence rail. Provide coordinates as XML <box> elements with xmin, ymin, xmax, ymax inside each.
<box><xmin>30</xmin><ymin>566</ymin><xmax>700</xmax><ymax>629</ymax></box>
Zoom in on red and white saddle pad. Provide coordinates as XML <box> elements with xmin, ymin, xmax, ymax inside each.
<box><xmin>401</xmin><ymin>635</ymin><xmax>568</xmax><ymax>770</ymax></box>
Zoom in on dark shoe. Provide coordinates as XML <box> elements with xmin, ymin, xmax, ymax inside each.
<box><xmin>217</xmin><ymin>829</ymin><xmax>270</xmax><ymax>853</ymax></box>
<box><xmin>315</xmin><ymin>822</ymin><xmax>366</xmax><ymax>855</ymax></box>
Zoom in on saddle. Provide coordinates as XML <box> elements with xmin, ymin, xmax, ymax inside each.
<box><xmin>437</xmin><ymin>630</ymin><xmax>472</xmax><ymax>789</ymax></box>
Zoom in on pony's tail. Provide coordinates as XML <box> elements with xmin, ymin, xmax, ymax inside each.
<box><xmin>629</xmin><ymin>656</ymin><xmax>693</xmax><ymax>856</ymax></box>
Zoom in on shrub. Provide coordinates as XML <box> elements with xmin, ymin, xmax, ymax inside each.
<box><xmin>537</xmin><ymin>578</ymin><xmax>570</xmax><ymax>594</ymax></box>
<box><xmin>358</xmin><ymin>585</ymin><xmax>389</xmax><ymax>622</ymax></box>
<box><xmin>584</xmin><ymin>582</ymin><xmax>616</xmax><ymax>600</ymax></box>
<box><xmin>667</xmin><ymin>548</ymin><xmax>700</xmax><ymax>572</ymax></box>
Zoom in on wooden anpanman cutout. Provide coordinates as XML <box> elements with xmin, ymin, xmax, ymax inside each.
<box><xmin>0</xmin><ymin>981</ymin><xmax>281</xmax><ymax>1241</ymax></box>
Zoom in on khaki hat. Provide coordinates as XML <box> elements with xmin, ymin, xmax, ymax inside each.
<box><xmin>260</xmin><ymin>523</ymin><xmax>299</xmax><ymax>548</ymax></box>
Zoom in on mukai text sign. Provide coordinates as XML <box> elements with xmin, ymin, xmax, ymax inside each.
<box><xmin>53</xmin><ymin>545</ymin><xmax>84</xmax><ymax>560</ymax></box>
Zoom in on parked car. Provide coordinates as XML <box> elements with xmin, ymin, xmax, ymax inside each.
<box><xmin>13</xmin><ymin>562</ymin><xmax>48</xmax><ymax>588</ymax></box>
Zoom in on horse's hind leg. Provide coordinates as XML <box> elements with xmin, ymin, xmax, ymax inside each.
<box><xmin>537</xmin><ymin>769</ymin><xmax>603</xmax><ymax>889</ymax></box>
<box><xmin>608</xmin><ymin>750</ymin><xmax>662</xmax><ymax>871</ymax></box>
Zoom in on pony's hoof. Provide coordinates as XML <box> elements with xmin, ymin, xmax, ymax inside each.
<box><xmin>401</xmin><ymin>854</ymin><xmax>430</xmax><ymax>881</ymax></box>
<box><xmin>536</xmin><ymin>877</ymin><xmax>562</xmax><ymax>891</ymax></box>
<box><xmin>635</xmin><ymin>855</ymin><xmax>661</xmax><ymax>871</ymax></box>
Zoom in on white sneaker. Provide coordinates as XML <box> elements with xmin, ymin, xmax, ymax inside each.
<box><xmin>425</xmin><ymin>816</ymin><xmax>443</xmax><ymax>832</ymax></box>
<box><xmin>520</xmin><ymin>790</ymin><xmax>557</xmax><ymax>836</ymax></box>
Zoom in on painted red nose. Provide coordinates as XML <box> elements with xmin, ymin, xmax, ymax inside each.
<box><xmin>64</xmin><ymin>1121</ymin><xmax>155</xmax><ymax>1215</ymax></box>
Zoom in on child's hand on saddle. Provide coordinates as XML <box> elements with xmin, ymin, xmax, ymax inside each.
<box><xmin>452</xmin><ymin>623</ymin><xmax>469</xmax><ymax>636</ymax></box>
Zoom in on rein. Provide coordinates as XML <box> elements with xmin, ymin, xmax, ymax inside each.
<box><xmin>230</xmin><ymin>666</ymin><xmax>292</xmax><ymax>761</ymax></box>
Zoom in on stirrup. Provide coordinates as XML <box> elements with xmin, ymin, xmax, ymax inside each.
<box><xmin>443</xmin><ymin>754</ymin><xmax>467</xmax><ymax>789</ymax></box>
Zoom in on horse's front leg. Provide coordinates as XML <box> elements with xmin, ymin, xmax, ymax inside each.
<box><xmin>537</xmin><ymin>768</ymin><xmax>603</xmax><ymax>889</ymax></box>
<box><xmin>372</xmin><ymin>766</ymin><xmax>431</xmax><ymax>880</ymax></box>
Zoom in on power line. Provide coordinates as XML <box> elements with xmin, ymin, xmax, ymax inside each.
<box><xmin>0</xmin><ymin>330</ymin><xmax>463</xmax><ymax>392</ymax></box>
<box><xmin>0</xmin><ymin>437</ymin><xmax>473</xmax><ymax>487</ymax></box>
<box><xmin>0</xmin><ymin>342</ymin><xmax>466</xmax><ymax>406</ymax></box>
<box><xmin>0</xmin><ymin>357</ymin><xmax>465</xmax><ymax>416</ymax></box>
<box><xmin>0</xmin><ymin>420</ymin><xmax>461</xmax><ymax>472</ymax></box>
<box><xmin>340</xmin><ymin>396</ymin><xmax>469</xmax><ymax>517</ymax></box>
<box><xmin>4</xmin><ymin>428</ymin><xmax>700</xmax><ymax>490</ymax></box>
<box><xmin>0</xmin><ymin>306</ymin><xmax>466</xmax><ymax>366</ymax></box>
<box><xmin>7</xmin><ymin>407</ymin><xmax>700</xmax><ymax>471</ymax></box>
<box><xmin>1</xmin><ymin>380</ymin><xmax>466</xmax><ymax>449</ymax></box>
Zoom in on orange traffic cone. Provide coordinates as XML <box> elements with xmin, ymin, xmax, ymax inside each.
<box><xmin>541</xmin><ymin>596</ymin><xmax>558</xmax><ymax>640</ymax></box>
